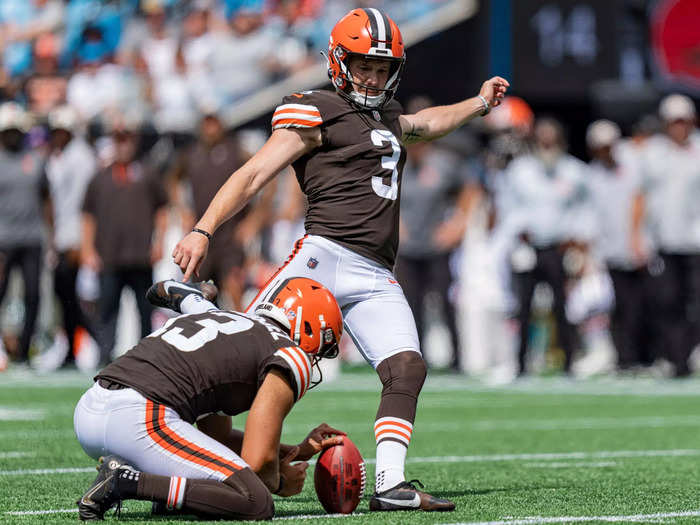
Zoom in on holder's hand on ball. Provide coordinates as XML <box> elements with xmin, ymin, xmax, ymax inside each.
<box><xmin>296</xmin><ymin>423</ymin><xmax>346</xmax><ymax>461</ymax></box>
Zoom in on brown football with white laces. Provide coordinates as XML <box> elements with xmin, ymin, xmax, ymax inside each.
<box><xmin>314</xmin><ymin>436</ymin><xmax>366</xmax><ymax>514</ymax></box>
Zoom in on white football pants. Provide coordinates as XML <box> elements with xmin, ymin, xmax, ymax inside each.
<box><xmin>74</xmin><ymin>382</ymin><xmax>249</xmax><ymax>481</ymax></box>
<box><xmin>247</xmin><ymin>235</ymin><xmax>420</xmax><ymax>368</ymax></box>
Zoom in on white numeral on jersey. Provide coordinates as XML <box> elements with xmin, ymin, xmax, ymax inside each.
<box><xmin>156</xmin><ymin>312</ymin><xmax>254</xmax><ymax>352</ymax></box>
<box><xmin>370</xmin><ymin>129</ymin><xmax>400</xmax><ymax>201</ymax></box>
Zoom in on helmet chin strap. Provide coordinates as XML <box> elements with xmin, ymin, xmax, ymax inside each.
<box><xmin>349</xmin><ymin>89</ymin><xmax>386</xmax><ymax>108</ymax></box>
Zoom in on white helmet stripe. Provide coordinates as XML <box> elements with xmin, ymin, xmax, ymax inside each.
<box><xmin>367</xmin><ymin>8</ymin><xmax>386</xmax><ymax>49</ymax></box>
<box><xmin>317</xmin><ymin>314</ymin><xmax>326</xmax><ymax>353</ymax></box>
<box><xmin>294</xmin><ymin>306</ymin><xmax>302</xmax><ymax>344</ymax></box>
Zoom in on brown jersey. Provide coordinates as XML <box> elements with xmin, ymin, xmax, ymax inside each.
<box><xmin>96</xmin><ymin>311</ymin><xmax>313</xmax><ymax>423</ymax></box>
<box><xmin>271</xmin><ymin>89</ymin><xmax>406</xmax><ymax>269</ymax></box>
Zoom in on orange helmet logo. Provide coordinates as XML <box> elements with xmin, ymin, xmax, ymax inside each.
<box><xmin>255</xmin><ymin>277</ymin><xmax>342</xmax><ymax>359</ymax></box>
<box><xmin>327</xmin><ymin>8</ymin><xmax>405</xmax><ymax>108</ymax></box>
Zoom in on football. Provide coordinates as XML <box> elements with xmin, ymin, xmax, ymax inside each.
<box><xmin>314</xmin><ymin>435</ymin><xmax>366</xmax><ymax>514</ymax></box>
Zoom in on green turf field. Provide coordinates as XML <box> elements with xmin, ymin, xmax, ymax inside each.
<box><xmin>1</xmin><ymin>368</ymin><xmax>699</xmax><ymax>524</ymax></box>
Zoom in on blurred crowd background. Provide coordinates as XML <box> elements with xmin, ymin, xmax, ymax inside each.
<box><xmin>0</xmin><ymin>0</ymin><xmax>698</xmax><ymax>382</ymax></box>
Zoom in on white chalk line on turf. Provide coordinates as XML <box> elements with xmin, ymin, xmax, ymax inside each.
<box><xmin>274</xmin><ymin>512</ymin><xmax>367</xmax><ymax>520</ymax></box>
<box><xmin>2</xmin><ymin>449</ymin><xmax>698</xmax><ymax>477</ymax></box>
<box><xmin>0</xmin><ymin>407</ymin><xmax>44</xmax><ymax>421</ymax></box>
<box><xmin>283</xmin><ymin>415</ymin><xmax>700</xmax><ymax>435</ymax></box>
<box><xmin>6</xmin><ymin>508</ymin><xmax>79</xmax><ymax>516</ymax></box>
<box><xmin>0</xmin><ymin>452</ymin><xmax>34</xmax><ymax>459</ymax></box>
<box><xmin>524</xmin><ymin>461</ymin><xmax>617</xmax><ymax>468</ymax></box>
<box><xmin>5</xmin><ymin>508</ymin><xmax>361</xmax><ymax>519</ymax></box>
<box><xmin>0</xmin><ymin>467</ymin><xmax>94</xmax><ymax>476</ymax></box>
<box><xmin>444</xmin><ymin>509</ymin><xmax>700</xmax><ymax>524</ymax></box>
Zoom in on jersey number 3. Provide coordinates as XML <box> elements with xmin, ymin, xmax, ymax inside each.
<box><xmin>370</xmin><ymin>129</ymin><xmax>400</xmax><ymax>201</ymax></box>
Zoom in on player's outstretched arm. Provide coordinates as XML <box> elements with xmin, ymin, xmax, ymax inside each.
<box><xmin>172</xmin><ymin>127</ymin><xmax>321</xmax><ymax>281</ymax></box>
<box><xmin>399</xmin><ymin>76</ymin><xmax>509</xmax><ymax>145</ymax></box>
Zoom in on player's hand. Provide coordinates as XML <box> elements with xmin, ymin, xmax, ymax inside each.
<box><xmin>172</xmin><ymin>231</ymin><xmax>209</xmax><ymax>281</ymax></box>
<box><xmin>479</xmin><ymin>76</ymin><xmax>510</xmax><ymax>108</ymax></box>
<box><xmin>295</xmin><ymin>423</ymin><xmax>346</xmax><ymax>461</ymax></box>
<box><xmin>277</xmin><ymin>446</ymin><xmax>308</xmax><ymax>497</ymax></box>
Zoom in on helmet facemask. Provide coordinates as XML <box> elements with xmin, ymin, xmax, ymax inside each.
<box><xmin>330</xmin><ymin>47</ymin><xmax>405</xmax><ymax>109</ymax></box>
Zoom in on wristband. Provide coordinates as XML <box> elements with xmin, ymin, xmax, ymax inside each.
<box><xmin>477</xmin><ymin>94</ymin><xmax>490</xmax><ymax>116</ymax></box>
<box><xmin>192</xmin><ymin>228</ymin><xmax>212</xmax><ymax>241</ymax></box>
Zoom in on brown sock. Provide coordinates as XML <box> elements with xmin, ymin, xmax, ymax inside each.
<box><xmin>136</xmin><ymin>472</ymin><xmax>171</xmax><ymax>501</ymax></box>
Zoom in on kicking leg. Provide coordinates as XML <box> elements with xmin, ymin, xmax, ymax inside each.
<box><xmin>343</xmin><ymin>291</ymin><xmax>455</xmax><ymax>512</ymax></box>
<box><xmin>146</xmin><ymin>280</ymin><xmax>219</xmax><ymax>315</ymax></box>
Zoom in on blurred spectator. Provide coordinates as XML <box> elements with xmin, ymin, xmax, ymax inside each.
<box><xmin>0</xmin><ymin>0</ymin><xmax>64</xmax><ymax>78</ymax></box>
<box><xmin>505</xmin><ymin>117</ymin><xmax>588</xmax><ymax>375</ymax></box>
<box><xmin>180</xmin><ymin>1</ymin><xmax>228</xmax><ymax>115</ymax></box>
<box><xmin>81</xmin><ymin>117</ymin><xmax>168</xmax><ymax>365</ymax></box>
<box><xmin>0</xmin><ymin>102</ymin><xmax>46</xmax><ymax>365</ymax></box>
<box><xmin>24</xmin><ymin>32</ymin><xmax>67</xmax><ymax>117</ymax></box>
<box><xmin>396</xmin><ymin>96</ymin><xmax>482</xmax><ymax>371</ymax></box>
<box><xmin>67</xmin><ymin>26</ymin><xmax>145</xmax><ymax>124</ymax></box>
<box><xmin>637</xmin><ymin>94</ymin><xmax>700</xmax><ymax>377</ymax></box>
<box><xmin>171</xmin><ymin>112</ymin><xmax>250</xmax><ymax>309</ymax></box>
<box><xmin>263</xmin><ymin>0</ymin><xmax>318</xmax><ymax>80</ymax></box>
<box><xmin>61</xmin><ymin>0</ymin><xmax>127</xmax><ymax>69</ymax></box>
<box><xmin>122</xmin><ymin>1</ymin><xmax>195</xmax><ymax>132</ymax></box>
<box><xmin>45</xmin><ymin>104</ymin><xmax>98</xmax><ymax>368</ymax></box>
<box><xmin>212</xmin><ymin>8</ymin><xmax>276</xmax><ymax>103</ymax></box>
<box><xmin>586</xmin><ymin>119</ymin><xmax>654</xmax><ymax>371</ymax></box>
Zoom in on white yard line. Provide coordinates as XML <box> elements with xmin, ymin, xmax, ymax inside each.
<box><xmin>403</xmin><ymin>449</ymin><xmax>700</xmax><ymax>464</ymax></box>
<box><xmin>283</xmin><ymin>415</ymin><xmax>700</xmax><ymax>435</ymax></box>
<box><xmin>468</xmin><ymin>415</ymin><xmax>700</xmax><ymax>431</ymax></box>
<box><xmin>6</xmin><ymin>508</ymin><xmax>81</xmax><ymax>516</ymax></box>
<box><xmin>0</xmin><ymin>467</ymin><xmax>94</xmax><ymax>476</ymax></box>
<box><xmin>524</xmin><ymin>461</ymin><xmax>617</xmax><ymax>468</ymax></box>
<box><xmin>0</xmin><ymin>429</ymin><xmax>74</xmax><ymax>440</ymax></box>
<box><xmin>445</xmin><ymin>510</ymin><xmax>700</xmax><ymax>524</ymax></box>
<box><xmin>1</xmin><ymin>449</ymin><xmax>697</xmax><ymax>477</ymax></box>
<box><xmin>274</xmin><ymin>512</ymin><xmax>367</xmax><ymax>520</ymax></box>
<box><xmin>0</xmin><ymin>407</ymin><xmax>45</xmax><ymax>421</ymax></box>
<box><xmin>0</xmin><ymin>452</ymin><xmax>34</xmax><ymax>459</ymax></box>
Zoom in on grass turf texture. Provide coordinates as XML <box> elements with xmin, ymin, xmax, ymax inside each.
<box><xmin>0</xmin><ymin>370</ymin><xmax>699</xmax><ymax>524</ymax></box>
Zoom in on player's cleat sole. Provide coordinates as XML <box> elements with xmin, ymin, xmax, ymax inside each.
<box><xmin>146</xmin><ymin>280</ymin><xmax>218</xmax><ymax>313</ymax></box>
<box><xmin>77</xmin><ymin>455</ymin><xmax>133</xmax><ymax>521</ymax></box>
<box><xmin>369</xmin><ymin>479</ymin><xmax>455</xmax><ymax>512</ymax></box>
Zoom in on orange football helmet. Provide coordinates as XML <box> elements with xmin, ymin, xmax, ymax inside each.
<box><xmin>254</xmin><ymin>277</ymin><xmax>342</xmax><ymax>359</ymax></box>
<box><xmin>327</xmin><ymin>8</ymin><xmax>405</xmax><ymax>108</ymax></box>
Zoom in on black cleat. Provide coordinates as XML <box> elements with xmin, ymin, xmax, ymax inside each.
<box><xmin>77</xmin><ymin>455</ymin><xmax>133</xmax><ymax>521</ymax></box>
<box><xmin>146</xmin><ymin>280</ymin><xmax>218</xmax><ymax>313</ymax></box>
<box><xmin>369</xmin><ymin>479</ymin><xmax>455</xmax><ymax>512</ymax></box>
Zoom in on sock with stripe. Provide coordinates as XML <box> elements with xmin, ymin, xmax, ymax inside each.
<box><xmin>180</xmin><ymin>294</ymin><xmax>217</xmax><ymax>314</ymax></box>
<box><xmin>373</xmin><ymin>352</ymin><xmax>426</xmax><ymax>494</ymax></box>
<box><xmin>134</xmin><ymin>472</ymin><xmax>171</xmax><ymax>502</ymax></box>
<box><xmin>375</xmin><ymin>440</ymin><xmax>407</xmax><ymax>492</ymax></box>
